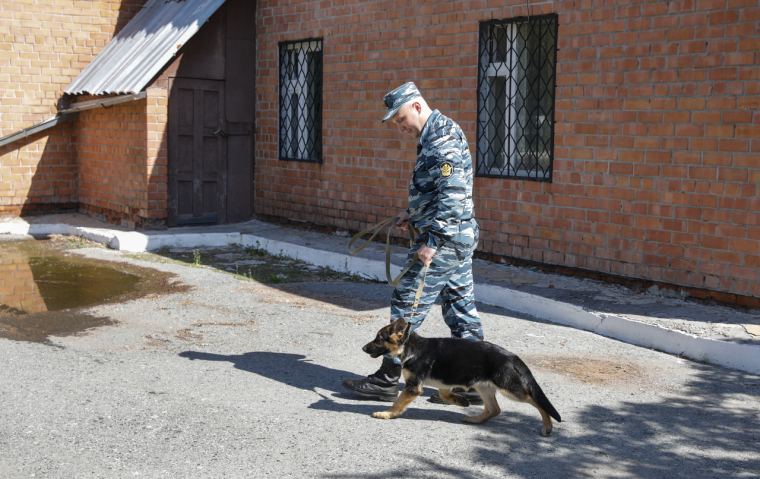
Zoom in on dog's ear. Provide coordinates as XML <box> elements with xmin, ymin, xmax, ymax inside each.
<box><xmin>391</xmin><ymin>318</ymin><xmax>408</xmax><ymax>335</ymax></box>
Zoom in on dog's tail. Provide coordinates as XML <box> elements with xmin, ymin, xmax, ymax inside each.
<box><xmin>529</xmin><ymin>380</ymin><xmax>562</xmax><ymax>423</ymax></box>
<box><xmin>514</xmin><ymin>358</ymin><xmax>561</xmax><ymax>423</ymax></box>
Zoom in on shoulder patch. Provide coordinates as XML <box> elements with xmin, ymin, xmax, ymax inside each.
<box><xmin>440</xmin><ymin>162</ymin><xmax>453</xmax><ymax>178</ymax></box>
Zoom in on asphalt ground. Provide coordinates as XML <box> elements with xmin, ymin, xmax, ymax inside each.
<box><xmin>1</xmin><ymin>245</ymin><xmax>759</xmax><ymax>478</ymax></box>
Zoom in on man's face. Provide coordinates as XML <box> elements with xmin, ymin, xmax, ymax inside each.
<box><xmin>391</xmin><ymin>102</ymin><xmax>423</xmax><ymax>139</ymax></box>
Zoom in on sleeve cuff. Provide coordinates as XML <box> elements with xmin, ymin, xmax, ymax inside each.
<box><xmin>414</xmin><ymin>231</ymin><xmax>443</xmax><ymax>249</ymax></box>
<box><xmin>425</xmin><ymin>232</ymin><xmax>442</xmax><ymax>249</ymax></box>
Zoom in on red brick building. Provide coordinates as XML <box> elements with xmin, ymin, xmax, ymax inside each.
<box><xmin>0</xmin><ymin>0</ymin><xmax>160</xmax><ymax>226</ymax></box>
<box><xmin>1</xmin><ymin>0</ymin><xmax>759</xmax><ymax>305</ymax></box>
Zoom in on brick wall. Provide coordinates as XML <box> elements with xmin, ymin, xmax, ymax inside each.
<box><xmin>76</xmin><ymin>88</ymin><xmax>168</xmax><ymax>229</ymax></box>
<box><xmin>0</xmin><ymin>124</ymin><xmax>77</xmax><ymax>215</ymax></box>
<box><xmin>552</xmin><ymin>0</ymin><xmax>760</xmax><ymax>304</ymax></box>
<box><xmin>0</xmin><ymin>0</ymin><xmax>149</xmax><ymax>215</ymax></box>
<box><xmin>255</xmin><ymin>0</ymin><xmax>760</xmax><ymax>303</ymax></box>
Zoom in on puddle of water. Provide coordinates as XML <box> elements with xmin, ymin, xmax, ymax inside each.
<box><xmin>0</xmin><ymin>237</ymin><xmax>188</xmax><ymax>345</ymax></box>
<box><xmin>24</xmin><ymin>255</ymin><xmax>142</xmax><ymax>311</ymax></box>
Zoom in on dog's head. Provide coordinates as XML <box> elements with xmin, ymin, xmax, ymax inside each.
<box><xmin>362</xmin><ymin>318</ymin><xmax>411</xmax><ymax>358</ymax></box>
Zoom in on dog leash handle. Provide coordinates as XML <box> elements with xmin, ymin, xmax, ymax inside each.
<box><xmin>347</xmin><ymin>216</ymin><xmax>398</xmax><ymax>255</ymax></box>
<box><xmin>347</xmin><ymin>216</ymin><xmax>419</xmax><ymax>287</ymax></box>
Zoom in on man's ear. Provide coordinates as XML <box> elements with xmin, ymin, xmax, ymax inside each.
<box><xmin>411</xmin><ymin>101</ymin><xmax>422</xmax><ymax>115</ymax></box>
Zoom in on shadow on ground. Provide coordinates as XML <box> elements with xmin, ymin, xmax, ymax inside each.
<box><xmin>178</xmin><ymin>350</ymin><xmax>477</xmax><ymax>423</ymax></box>
<box><xmin>178</xmin><ymin>349</ymin><xmax>759</xmax><ymax>478</ymax></box>
<box><xmin>324</xmin><ymin>364</ymin><xmax>760</xmax><ymax>479</ymax></box>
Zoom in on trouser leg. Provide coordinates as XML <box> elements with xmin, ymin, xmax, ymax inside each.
<box><xmin>386</xmin><ymin>251</ymin><xmax>446</xmax><ymax>364</ymax></box>
<box><xmin>427</xmin><ymin>245</ymin><xmax>485</xmax><ymax>405</ymax></box>
<box><xmin>440</xmin><ymin>253</ymin><xmax>483</xmax><ymax>340</ymax></box>
<box><xmin>388</xmin><ymin>244</ymin><xmax>483</xmax><ymax>363</ymax></box>
<box><xmin>389</xmin><ymin>246</ymin><xmax>450</xmax><ymax>326</ymax></box>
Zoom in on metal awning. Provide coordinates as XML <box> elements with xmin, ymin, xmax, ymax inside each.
<box><xmin>64</xmin><ymin>0</ymin><xmax>227</xmax><ymax>96</ymax></box>
<box><xmin>2</xmin><ymin>0</ymin><xmax>225</xmax><ymax>147</ymax></box>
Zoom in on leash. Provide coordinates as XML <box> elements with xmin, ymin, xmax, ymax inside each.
<box><xmin>347</xmin><ymin>216</ymin><xmax>422</xmax><ymax>287</ymax></box>
<box><xmin>405</xmin><ymin>263</ymin><xmax>428</xmax><ymax>340</ymax></box>
<box><xmin>348</xmin><ymin>216</ymin><xmax>429</xmax><ymax>339</ymax></box>
<box><xmin>410</xmin><ymin>264</ymin><xmax>428</xmax><ymax>313</ymax></box>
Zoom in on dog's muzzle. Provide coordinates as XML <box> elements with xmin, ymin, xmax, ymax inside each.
<box><xmin>363</xmin><ymin>342</ymin><xmax>388</xmax><ymax>358</ymax></box>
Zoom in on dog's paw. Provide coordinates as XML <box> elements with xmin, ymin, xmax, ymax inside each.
<box><xmin>372</xmin><ymin>411</ymin><xmax>393</xmax><ymax>419</ymax></box>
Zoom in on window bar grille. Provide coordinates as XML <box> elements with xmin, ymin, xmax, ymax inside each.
<box><xmin>279</xmin><ymin>38</ymin><xmax>323</xmax><ymax>163</ymax></box>
<box><xmin>476</xmin><ymin>15</ymin><xmax>558</xmax><ymax>181</ymax></box>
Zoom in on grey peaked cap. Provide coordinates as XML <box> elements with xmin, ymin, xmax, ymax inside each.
<box><xmin>382</xmin><ymin>82</ymin><xmax>422</xmax><ymax>122</ymax></box>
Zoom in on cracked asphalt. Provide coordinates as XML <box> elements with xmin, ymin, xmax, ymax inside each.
<box><xmin>1</xmin><ymin>246</ymin><xmax>759</xmax><ymax>478</ymax></box>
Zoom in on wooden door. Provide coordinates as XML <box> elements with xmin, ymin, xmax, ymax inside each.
<box><xmin>168</xmin><ymin>78</ymin><xmax>227</xmax><ymax>226</ymax></box>
<box><xmin>225</xmin><ymin>121</ymin><xmax>254</xmax><ymax>223</ymax></box>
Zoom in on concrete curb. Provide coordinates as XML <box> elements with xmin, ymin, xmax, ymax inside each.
<box><xmin>3</xmin><ymin>223</ymin><xmax>758</xmax><ymax>375</ymax></box>
<box><xmin>0</xmin><ymin>223</ymin><xmax>242</xmax><ymax>252</ymax></box>
<box><xmin>241</xmin><ymin>234</ymin><xmax>399</xmax><ymax>282</ymax></box>
<box><xmin>111</xmin><ymin>231</ymin><xmax>243</xmax><ymax>252</ymax></box>
<box><xmin>476</xmin><ymin>285</ymin><xmax>760</xmax><ymax>375</ymax></box>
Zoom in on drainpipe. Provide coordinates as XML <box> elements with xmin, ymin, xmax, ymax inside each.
<box><xmin>0</xmin><ymin>91</ymin><xmax>148</xmax><ymax>148</ymax></box>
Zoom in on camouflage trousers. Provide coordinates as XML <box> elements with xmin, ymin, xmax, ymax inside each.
<box><xmin>388</xmin><ymin>232</ymin><xmax>484</xmax><ymax>347</ymax></box>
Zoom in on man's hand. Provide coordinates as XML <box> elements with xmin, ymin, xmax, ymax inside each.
<box><xmin>396</xmin><ymin>210</ymin><xmax>410</xmax><ymax>231</ymax></box>
<box><xmin>418</xmin><ymin>244</ymin><xmax>436</xmax><ymax>266</ymax></box>
<box><xmin>396</xmin><ymin>210</ymin><xmax>436</xmax><ymax>265</ymax></box>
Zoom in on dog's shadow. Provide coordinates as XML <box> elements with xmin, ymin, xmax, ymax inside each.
<box><xmin>178</xmin><ymin>350</ymin><xmax>462</xmax><ymax>421</ymax></box>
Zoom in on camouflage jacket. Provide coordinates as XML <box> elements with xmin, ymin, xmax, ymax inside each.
<box><xmin>407</xmin><ymin>109</ymin><xmax>476</xmax><ymax>250</ymax></box>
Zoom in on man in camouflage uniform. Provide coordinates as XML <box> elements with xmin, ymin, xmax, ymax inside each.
<box><xmin>343</xmin><ymin>82</ymin><xmax>484</xmax><ymax>404</ymax></box>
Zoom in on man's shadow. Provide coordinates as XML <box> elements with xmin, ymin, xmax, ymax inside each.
<box><xmin>178</xmin><ymin>351</ymin><xmax>457</xmax><ymax>421</ymax></box>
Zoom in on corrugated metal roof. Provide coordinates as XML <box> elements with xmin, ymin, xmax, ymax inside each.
<box><xmin>65</xmin><ymin>0</ymin><xmax>227</xmax><ymax>96</ymax></box>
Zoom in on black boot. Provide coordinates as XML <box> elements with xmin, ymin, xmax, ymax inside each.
<box><xmin>429</xmin><ymin>388</ymin><xmax>484</xmax><ymax>406</ymax></box>
<box><xmin>342</xmin><ymin>357</ymin><xmax>401</xmax><ymax>402</ymax></box>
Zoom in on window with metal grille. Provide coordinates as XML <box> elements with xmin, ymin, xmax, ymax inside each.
<box><xmin>476</xmin><ymin>15</ymin><xmax>558</xmax><ymax>181</ymax></box>
<box><xmin>279</xmin><ymin>38</ymin><xmax>323</xmax><ymax>163</ymax></box>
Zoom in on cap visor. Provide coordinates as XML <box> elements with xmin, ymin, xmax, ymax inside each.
<box><xmin>381</xmin><ymin>105</ymin><xmax>401</xmax><ymax>122</ymax></box>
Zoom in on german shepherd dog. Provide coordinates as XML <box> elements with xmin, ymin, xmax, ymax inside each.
<box><xmin>362</xmin><ymin>318</ymin><xmax>562</xmax><ymax>436</ymax></box>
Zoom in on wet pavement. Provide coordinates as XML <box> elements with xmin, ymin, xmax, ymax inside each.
<box><xmin>0</xmin><ymin>236</ymin><xmax>187</xmax><ymax>344</ymax></box>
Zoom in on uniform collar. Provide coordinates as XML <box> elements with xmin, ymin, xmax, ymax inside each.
<box><xmin>417</xmin><ymin>109</ymin><xmax>440</xmax><ymax>150</ymax></box>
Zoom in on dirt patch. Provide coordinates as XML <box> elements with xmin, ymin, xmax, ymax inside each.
<box><xmin>175</xmin><ymin>329</ymin><xmax>204</xmax><ymax>342</ymax></box>
<box><xmin>191</xmin><ymin>318</ymin><xmax>257</xmax><ymax>328</ymax></box>
<box><xmin>529</xmin><ymin>355</ymin><xmax>644</xmax><ymax>386</ymax></box>
<box><xmin>131</xmin><ymin>244</ymin><xmax>375</xmax><ymax>285</ymax></box>
<box><xmin>0</xmin><ymin>311</ymin><xmax>117</xmax><ymax>345</ymax></box>
<box><xmin>165</xmin><ymin>299</ymin><xmax>232</xmax><ymax>313</ymax></box>
<box><xmin>142</xmin><ymin>334</ymin><xmax>173</xmax><ymax>349</ymax></box>
<box><xmin>232</xmin><ymin>283</ymin><xmax>386</xmax><ymax>322</ymax></box>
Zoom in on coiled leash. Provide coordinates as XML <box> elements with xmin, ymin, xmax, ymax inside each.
<box><xmin>347</xmin><ymin>216</ymin><xmax>421</xmax><ymax>287</ymax></box>
<box><xmin>347</xmin><ymin>216</ymin><xmax>429</xmax><ymax>326</ymax></box>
